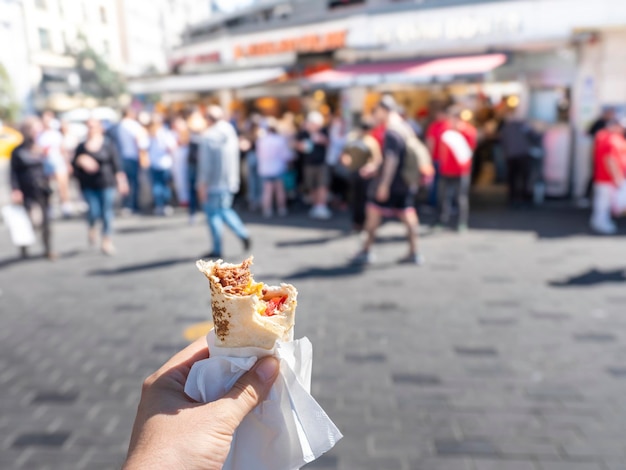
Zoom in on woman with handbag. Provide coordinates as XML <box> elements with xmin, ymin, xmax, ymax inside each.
<box><xmin>10</xmin><ymin>117</ymin><xmax>55</xmax><ymax>260</ymax></box>
<box><xmin>73</xmin><ymin>118</ymin><xmax>128</xmax><ymax>255</ymax></box>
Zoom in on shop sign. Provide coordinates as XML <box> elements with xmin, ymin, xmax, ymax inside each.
<box><xmin>374</xmin><ymin>13</ymin><xmax>523</xmax><ymax>46</ymax></box>
<box><xmin>170</xmin><ymin>51</ymin><xmax>221</xmax><ymax>70</ymax></box>
<box><xmin>234</xmin><ymin>30</ymin><xmax>347</xmax><ymax>58</ymax></box>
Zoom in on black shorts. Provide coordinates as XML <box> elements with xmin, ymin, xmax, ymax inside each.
<box><xmin>367</xmin><ymin>191</ymin><xmax>416</xmax><ymax>217</ymax></box>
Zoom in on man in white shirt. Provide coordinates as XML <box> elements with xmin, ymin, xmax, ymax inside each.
<box><xmin>114</xmin><ymin>108</ymin><xmax>148</xmax><ymax>213</ymax></box>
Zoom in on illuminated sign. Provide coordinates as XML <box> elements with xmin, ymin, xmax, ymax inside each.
<box><xmin>375</xmin><ymin>13</ymin><xmax>523</xmax><ymax>45</ymax></box>
<box><xmin>234</xmin><ymin>31</ymin><xmax>347</xmax><ymax>58</ymax></box>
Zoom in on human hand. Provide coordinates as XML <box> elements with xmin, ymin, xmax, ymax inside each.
<box><xmin>11</xmin><ymin>189</ymin><xmax>23</xmax><ymax>204</ymax></box>
<box><xmin>375</xmin><ymin>184</ymin><xmax>390</xmax><ymax>203</ymax></box>
<box><xmin>359</xmin><ymin>163</ymin><xmax>377</xmax><ymax>179</ymax></box>
<box><xmin>123</xmin><ymin>337</ymin><xmax>280</xmax><ymax>470</ymax></box>
<box><xmin>117</xmin><ymin>173</ymin><xmax>129</xmax><ymax>197</ymax></box>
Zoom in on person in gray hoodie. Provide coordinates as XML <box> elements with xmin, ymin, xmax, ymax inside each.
<box><xmin>197</xmin><ymin>105</ymin><xmax>251</xmax><ymax>258</ymax></box>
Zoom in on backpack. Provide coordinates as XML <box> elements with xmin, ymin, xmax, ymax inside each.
<box><xmin>388</xmin><ymin>116</ymin><xmax>433</xmax><ymax>190</ymax></box>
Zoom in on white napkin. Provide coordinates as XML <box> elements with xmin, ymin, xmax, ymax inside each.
<box><xmin>185</xmin><ymin>330</ymin><xmax>343</xmax><ymax>470</ymax></box>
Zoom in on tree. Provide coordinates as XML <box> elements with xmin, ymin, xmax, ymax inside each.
<box><xmin>0</xmin><ymin>62</ymin><xmax>19</xmax><ymax>123</ymax></box>
<box><xmin>73</xmin><ymin>42</ymin><xmax>126</xmax><ymax>100</ymax></box>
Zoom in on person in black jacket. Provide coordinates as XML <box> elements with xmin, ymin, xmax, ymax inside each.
<box><xmin>73</xmin><ymin>118</ymin><xmax>128</xmax><ymax>255</ymax></box>
<box><xmin>10</xmin><ymin>117</ymin><xmax>55</xmax><ymax>260</ymax></box>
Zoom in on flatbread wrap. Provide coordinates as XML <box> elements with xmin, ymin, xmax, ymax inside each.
<box><xmin>196</xmin><ymin>257</ymin><xmax>297</xmax><ymax>349</ymax></box>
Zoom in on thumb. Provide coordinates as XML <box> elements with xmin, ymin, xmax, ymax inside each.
<box><xmin>216</xmin><ymin>356</ymin><xmax>280</xmax><ymax>430</ymax></box>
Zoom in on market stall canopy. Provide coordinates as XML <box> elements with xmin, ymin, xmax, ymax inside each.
<box><xmin>307</xmin><ymin>53</ymin><xmax>507</xmax><ymax>87</ymax></box>
<box><xmin>127</xmin><ymin>67</ymin><xmax>286</xmax><ymax>94</ymax></box>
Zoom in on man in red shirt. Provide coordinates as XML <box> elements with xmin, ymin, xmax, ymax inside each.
<box><xmin>437</xmin><ymin>109</ymin><xmax>477</xmax><ymax>231</ymax></box>
<box><xmin>590</xmin><ymin>119</ymin><xmax>626</xmax><ymax>235</ymax></box>
<box><xmin>425</xmin><ymin>107</ymin><xmax>451</xmax><ymax>207</ymax></box>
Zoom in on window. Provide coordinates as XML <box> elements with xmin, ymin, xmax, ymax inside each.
<box><xmin>35</xmin><ymin>0</ymin><xmax>46</xmax><ymax>9</ymax></box>
<box><xmin>327</xmin><ymin>0</ymin><xmax>365</xmax><ymax>9</ymax></box>
<box><xmin>38</xmin><ymin>28</ymin><xmax>51</xmax><ymax>50</ymax></box>
<box><xmin>99</xmin><ymin>6</ymin><xmax>107</xmax><ymax>23</ymax></box>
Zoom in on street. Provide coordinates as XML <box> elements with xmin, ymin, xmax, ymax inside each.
<box><xmin>1</xmin><ymin>207</ymin><xmax>626</xmax><ymax>470</ymax></box>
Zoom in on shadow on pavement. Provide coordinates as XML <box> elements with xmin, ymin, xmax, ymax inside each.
<box><xmin>468</xmin><ymin>206</ymin><xmax>626</xmax><ymax>239</ymax></box>
<box><xmin>88</xmin><ymin>257</ymin><xmax>197</xmax><ymax>276</ymax></box>
<box><xmin>549</xmin><ymin>268</ymin><xmax>626</xmax><ymax>287</ymax></box>
<box><xmin>281</xmin><ymin>261</ymin><xmax>396</xmax><ymax>280</ymax></box>
<box><xmin>0</xmin><ymin>249</ymin><xmax>82</xmax><ymax>268</ymax></box>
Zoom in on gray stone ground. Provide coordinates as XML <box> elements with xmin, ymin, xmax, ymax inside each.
<box><xmin>0</xmin><ymin>205</ymin><xmax>625</xmax><ymax>470</ymax></box>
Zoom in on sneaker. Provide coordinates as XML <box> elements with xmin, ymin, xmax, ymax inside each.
<box><xmin>457</xmin><ymin>224</ymin><xmax>468</xmax><ymax>233</ymax></box>
<box><xmin>189</xmin><ymin>214</ymin><xmax>197</xmax><ymax>225</ymax></box>
<box><xmin>263</xmin><ymin>209</ymin><xmax>273</xmax><ymax>219</ymax></box>
<box><xmin>351</xmin><ymin>250</ymin><xmax>374</xmax><ymax>265</ymax></box>
<box><xmin>101</xmin><ymin>243</ymin><xmax>116</xmax><ymax>257</ymax></box>
<box><xmin>163</xmin><ymin>205</ymin><xmax>174</xmax><ymax>217</ymax></box>
<box><xmin>591</xmin><ymin>221</ymin><xmax>617</xmax><ymax>235</ymax></box>
<box><xmin>398</xmin><ymin>253</ymin><xmax>425</xmax><ymax>265</ymax></box>
<box><xmin>61</xmin><ymin>202</ymin><xmax>74</xmax><ymax>218</ymax></box>
<box><xmin>242</xmin><ymin>237</ymin><xmax>252</xmax><ymax>252</ymax></box>
<box><xmin>121</xmin><ymin>207</ymin><xmax>133</xmax><ymax>218</ymax></box>
<box><xmin>277</xmin><ymin>207</ymin><xmax>288</xmax><ymax>217</ymax></box>
<box><xmin>310</xmin><ymin>205</ymin><xmax>332</xmax><ymax>220</ymax></box>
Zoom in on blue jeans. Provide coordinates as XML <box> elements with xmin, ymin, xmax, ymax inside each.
<box><xmin>150</xmin><ymin>168</ymin><xmax>172</xmax><ymax>210</ymax></box>
<box><xmin>83</xmin><ymin>187</ymin><xmax>116</xmax><ymax>235</ymax></box>
<box><xmin>204</xmin><ymin>191</ymin><xmax>249</xmax><ymax>255</ymax></box>
<box><xmin>122</xmin><ymin>158</ymin><xmax>139</xmax><ymax>211</ymax></box>
<box><xmin>188</xmin><ymin>165</ymin><xmax>198</xmax><ymax>216</ymax></box>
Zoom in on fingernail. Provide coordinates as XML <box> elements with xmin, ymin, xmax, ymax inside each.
<box><xmin>255</xmin><ymin>356</ymin><xmax>279</xmax><ymax>383</ymax></box>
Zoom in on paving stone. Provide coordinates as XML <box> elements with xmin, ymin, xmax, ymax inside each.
<box><xmin>537</xmin><ymin>462</ymin><xmax>604</xmax><ymax>470</ymax></box>
<box><xmin>31</xmin><ymin>391</ymin><xmax>79</xmax><ymax>405</ymax></box>
<box><xmin>345</xmin><ymin>353</ymin><xmax>387</xmax><ymax>364</ymax></box>
<box><xmin>454</xmin><ymin>347</ymin><xmax>498</xmax><ymax>357</ymax></box>
<box><xmin>573</xmin><ymin>333</ymin><xmax>617</xmax><ymax>343</ymax></box>
<box><xmin>530</xmin><ymin>311</ymin><xmax>571</xmax><ymax>321</ymax></box>
<box><xmin>392</xmin><ymin>373</ymin><xmax>442</xmax><ymax>386</ymax></box>
<box><xmin>434</xmin><ymin>438</ymin><xmax>498</xmax><ymax>456</ymax></box>
<box><xmin>478</xmin><ymin>318</ymin><xmax>518</xmax><ymax>326</ymax></box>
<box><xmin>606</xmin><ymin>367</ymin><xmax>626</xmax><ymax>378</ymax></box>
<box><xmin>13</xmin><ymin>432</ymin><xmax>70</xmax><ymax>448</ymax></box>
<box><xmin>472</xmin><ymin>459</ymin><xmax>536</xmax><ymax>470</ymax></box>
<box><xmin>303</xmin><ymin>454</ymin><xmax>338</xmax><ymax>469</ymax></box>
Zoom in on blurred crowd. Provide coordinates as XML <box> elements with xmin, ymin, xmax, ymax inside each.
<box><xmin>7</xmin><ymin>95</ymin><xmax>626</xmax><ymax>263</ymax></box>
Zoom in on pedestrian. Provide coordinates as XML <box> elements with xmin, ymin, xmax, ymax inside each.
<box><xmin>256</xmin><ymin>118</ymin><xmax>291</xmax><ymax>217</ymax></box>
<box><xmin>425</xmin><ymin>105</ymin><xmax>451</xmax><ymax>209</ymax></box>
<box><xmin>10</xmin><ymin>117</ymin><xmax>55</xmax><ymax>260</ymax></box>
<box><xmin>340</xmin><ymin>117</ymin><xmax>382</xmax><ymax>232</ymax></box>
<box><xmin>38</xmin><ymin>111</ymin><xmax>72</xmax><ymax>218</ymax></box>
<box><xmin>185</xmin><ymin>111</ymin><xmax>207</xmax><ymax>225</ymax></box>
<box><xmin>437</xmin><ymin>108</ymin><xmax>477</xmax><ymax>232</ymax></box>
<box><xmin>73</xmin><ymin>118</ymin><xmax>128</xmax><ymax>255</ymax></box>
<box><xmin>353</xmin><ymin>95</ymin><xmax>424</xmax><ymax>265</ymax></box>
<box><xmin>171</xmin><ymin>116</ymin><xmax>190</xmax><ymax>208</ymax></box>
<box><xmin>197</xmin><ymin>105</ymin><xmax>251</xmax><ymax>259</ymax></box>
<box><xmin>499</xmin><ymin>107</ymin><xmax>534</xmax><ymax>207</ymax></box>
<box><xmin>296</xmin><ymin>111</ymin><xmax>332</xmax><ymax>219</ymax></box>
<box><xmin>327</xmin><ymin>113</ymin><xmax>349</xmax><ymax>208</ymax></box>
<box><xmin>116</xmin><ymin>108</ymin><xmax>149</xmax><ymax>214</ymax></box>
<box><xmin>240</xmin><ymin>116</ymin><xmax>262</xmax><ymax>212</ymax></box>
<box><xmin>147</xmin><ymin>114</ymin><xmax>176</xmax><ymax>216</ymax></box>
<box><xmin>590</xmin><ymin>119</ymin><xmax>626</xmax><ymax>235</ymax></box>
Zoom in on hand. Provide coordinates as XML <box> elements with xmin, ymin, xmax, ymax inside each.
<box><xmin>76</xmin><ymin>154</ymin><xmax>100</xmax><ymax>174</ymax></box>
<box><xmin>11</xmin><ymin>189</ymin><xmax>23</xmax><ymax>204</ymax></box>
<box><xmin>124</xmin><ymin>337</ymin><xmax>280</xmax><ymax>470</ymax></box>
<box><xmin>375</xmin><ymin>185</ymin><xmax>390</xmax><ymax>203</ymax></box>
<box><xmin>117</xmin><ymin>174</ymin><xmax>129</xmax><ymax>197</ymax></box>
<box><xmin>359</xmin><ymin>163</ymin><xmax>377</xmax><ymax>179</ymax></box>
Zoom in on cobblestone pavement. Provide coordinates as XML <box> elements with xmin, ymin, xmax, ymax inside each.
<box><xmin>1</xmin><ymin>206</ymin><xmax>625</xmax><ymax>470</ymax></box>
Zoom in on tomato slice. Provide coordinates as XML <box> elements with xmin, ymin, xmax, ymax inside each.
<box><xmin>265</xmin><ymin>296</ymin><xmax>287</xmax><ymax>316</ymax></box>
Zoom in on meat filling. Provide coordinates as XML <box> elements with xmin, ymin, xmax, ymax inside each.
<box><xmin>213</xmin><ymin>259</ymin><xmax>252</xmax><ymax>295</ymax></box>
